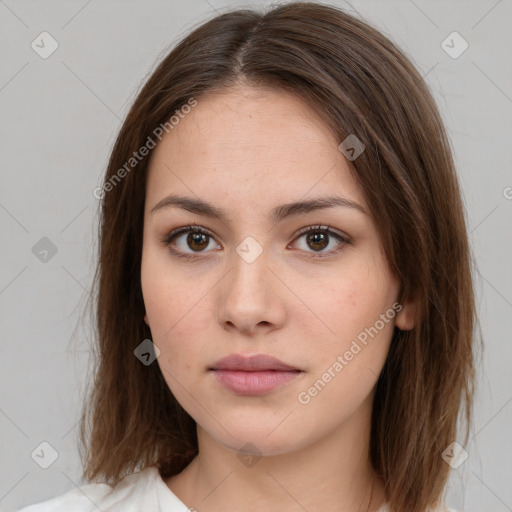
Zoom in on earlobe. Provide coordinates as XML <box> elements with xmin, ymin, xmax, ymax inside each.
<box><xmin>395</xmin><ymin>300</ymin><xmax>418</xmax><ymax>331</ymax></box>
<box><xmin>144</xmin><ymin>313</ymin><xmax>149</xmax><ymax>326</ymax></box>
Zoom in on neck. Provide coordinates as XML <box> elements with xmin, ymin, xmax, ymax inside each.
<box><xmin>165</xmin><ymin>394</ymin><xmax>387</xmax><ymax>512</ymax></box>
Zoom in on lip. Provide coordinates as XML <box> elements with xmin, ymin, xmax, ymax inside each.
<box><xmin>210</xmin><ymin>354</ymin><xmax>300</xmax><ymax>372</ymax></box>
<box><xmin>209</xmin><ymin>354</ymin><xmax>303</xmax><ymax>395</ymax></box>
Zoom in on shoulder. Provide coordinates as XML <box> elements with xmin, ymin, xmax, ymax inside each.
<box><xmin>15</xmin><ymin>466</ymin><xmax>165</xmax><ymax>512</ymax></box>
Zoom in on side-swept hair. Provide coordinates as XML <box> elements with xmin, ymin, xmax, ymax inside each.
<box><xmin>79</xmin><ymin>3</ymin><xmax>477</xmax><ymax>511</ymax></box>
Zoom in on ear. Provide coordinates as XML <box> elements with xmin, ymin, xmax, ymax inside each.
<box><xmin>144</xmin><ymin>313</ymin><xmax>149</xmax><ymax>326</ymax></box>
<box><xmin>395</xmin><ymin>297</ymin><xmax>418</xmax><ymax>331</ymax></box>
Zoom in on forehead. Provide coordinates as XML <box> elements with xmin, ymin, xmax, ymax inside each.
<box><xmin>145</xmin><ymin>84</ymin><xmax>365</xmax><ymax>211</ymax></box>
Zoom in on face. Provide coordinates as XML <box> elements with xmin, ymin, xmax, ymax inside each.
<box><xmin>141</xmin><ymin>84</ymin><xmax>413</xmax><ymax>456</ymax></box>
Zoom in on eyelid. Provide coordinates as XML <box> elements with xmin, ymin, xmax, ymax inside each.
<box><xmin>290</xmin><ymin>224</ymin><xmax>350</xmax><ymax>244</ymax></box>
<box><xmin>287</xmin><ymin>224</ymin><xmax>351</xmax><ymax>259</ymax></box>
<box><xmin>162</xmin><ymin>224</ymin><xmax>222</xmax><ymax>254</ymax></box>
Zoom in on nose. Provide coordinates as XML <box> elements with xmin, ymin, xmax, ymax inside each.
<box><xmin>217</xmin><ymin>244</ymin><xmax>287</xmax><ymax>336</ymax></box>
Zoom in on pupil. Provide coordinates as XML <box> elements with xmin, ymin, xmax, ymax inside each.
<box><xmin>307</xmin><ymin>232</ymin><xmax>328</xmax><ymax>251</ymax></box>
<box><xmin>188</xmin><ymin>232</ymin><xmax>208</xmax><ymax>251</ymax></box>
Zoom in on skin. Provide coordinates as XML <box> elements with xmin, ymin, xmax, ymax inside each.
<box><xmin>141</xmin><ymin>83</ymin><xmax>416</xmax><ymax>512</ymax></box>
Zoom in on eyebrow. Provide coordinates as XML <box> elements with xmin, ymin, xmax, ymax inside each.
<box><xmin>150</xmin><ymin>193</ymin><xmax>367</xmax><ymax>223</ymax></box>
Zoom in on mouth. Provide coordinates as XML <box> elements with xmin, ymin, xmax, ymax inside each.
<box><xmin>209</xmin><ymin>353</ymin><xmax>300</xmax><ymax>372</ymax></box>
<box><xmin>209</xmin><ymin>354</ymin><xmax>303</xmax><ymax>395</ymax></box>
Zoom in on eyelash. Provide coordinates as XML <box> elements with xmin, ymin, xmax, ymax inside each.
<box><xmin>162</xmin><ymin>223</ymin><xmax>351</xmax><ymax>260</ymax></box>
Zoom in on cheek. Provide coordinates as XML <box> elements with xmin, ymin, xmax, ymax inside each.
<box><xmin>142</xmin><ymin>245</ymin><xmax>196</xmax><ymax>325</ymax></box>
<box><xmin>296</xmin><ymin>278</ymin><xmax>396</xmax><ymax>418</ymax></box>
<box><xmin>305</xmin><ymin>275</ymin><xmax>392</xmax><ymax>341</ymax></box>
<box><xmin>299</xmin><ymin>259</ymin><xmax>398</xmax><ymax>381</ymax></box>
<box><xmin>141</xmin><ymin>251</ymin><xmax>207</xmax><ymax>366</ymax></box>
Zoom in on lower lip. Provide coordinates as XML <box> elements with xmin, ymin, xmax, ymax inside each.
<box><xmin>211</xmin><ymin>370</ymin><xmax>302</xmax><ymax>395</ymax></box>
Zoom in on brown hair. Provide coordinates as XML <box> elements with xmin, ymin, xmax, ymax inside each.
<box><xmin>78</xmin><ymin>3</ymin><xmax>478</xmax><ymax>511</ymax></box>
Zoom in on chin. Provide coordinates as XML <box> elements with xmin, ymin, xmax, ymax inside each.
<box><xmin>199</xmin><ymin>412</ymin><xmax>321</xmax><ymax>458</ymax></box>
<box><xmin>218</xmin><ymin>433</ymin><xmax>302</xmax><ymax>458</ymax></box>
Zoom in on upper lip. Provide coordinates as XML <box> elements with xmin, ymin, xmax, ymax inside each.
<box><xmin>210</xmin><ymin>354</ymin><xmax>300</xmax><ymax>371</ymax></box>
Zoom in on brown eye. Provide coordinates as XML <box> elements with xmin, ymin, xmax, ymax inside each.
<box><xmin>306</xmin><ymin>231</ymin><xmax>329</xmax><ymax>251</ymax></box>
<box><xmin>186</xmin><ymin>232</ymin><xmax>209</xmax><ymax>251</ymax></box>
<box><xmin>163</xmin><ymin>225</ymin><xmax>221</xmax><ymax>258</ymax></box>
<box><xmin>292</xmin><ymin>225</ymin><xmax>350</xmax><ymax>257</ymax></box>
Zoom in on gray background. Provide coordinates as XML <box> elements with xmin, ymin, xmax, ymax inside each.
<box><xmin>1</xmin><ymin>0</ymin><xmax>511</xmax><ymax>510</ymax></box>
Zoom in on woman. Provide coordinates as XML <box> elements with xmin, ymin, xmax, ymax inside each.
<box><xmin>18</xmin><ymin>2</ymin><xmax>476</xmax><ymax>511</ymax></box>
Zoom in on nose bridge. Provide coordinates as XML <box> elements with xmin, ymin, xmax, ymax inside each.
<box><xmin>217</xmin><ymin>235</ymin><xmax>284</xmax><ymax>333</ymax></box>
<box><xmin>229</xmin><ymin>235</ymin><xmax>272</xmax><ymax>299</ymax></box>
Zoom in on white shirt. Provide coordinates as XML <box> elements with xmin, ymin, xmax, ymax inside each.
<box><xmin>16</xmin><ymin>466</ymin><xmax>190</xmax><ymax>512</ymax></box>
<box><xmin>16</xmin><ymin>465</ymin><xmax>458</xmax><ymax>512</ymax></box>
